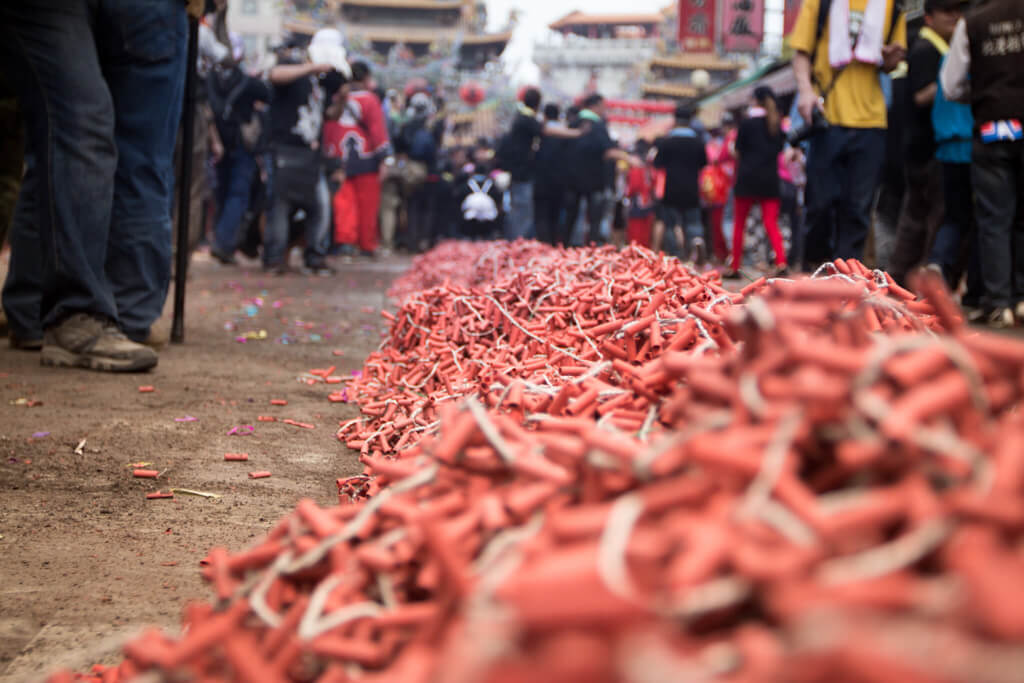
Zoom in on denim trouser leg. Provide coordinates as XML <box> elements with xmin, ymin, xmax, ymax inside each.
<box><xmin>214</xmin><ymin>150</ymin><xmax>257</xmax><ymax>255</ymax></box>
<box><xmin>505</xmin><ymin>181</ymin><xmax>534</xmax><ymax>241</ymax></box>
<box><xmin>835</xmin><ymin>128</ymin><xmax>886</xmax><ymax>262</ymax></box>
<box><xmin>264</xmin><ymin>192</ymin><xmax>292</xmax><ymax>268</ymax></box>
<box><xmin>682</xmin><ymin>207</ymin><xmax>704</xmax><ymax>245</ymax></box>
<box><xmin>0</xmin><ymin>0</ymin><xmax>119</xmax><ymax>329</ymax></box>
<box><xmin>972</xmin><ymin>140</ymin><xmax>1024</xmax><ymax>309</ymax></box>
<box><xmin>2</xmin><ymin>149</ymin><xmax>43</xmax><ymax>340</ymax></box>
<box><xmin>303</xmin><ymin>174</ymin><xmax>330</xmax><ymax>266</ymax></box>
<box><xmin>98</xmin><ymin>0</ymin><xmax>188</xmax><ymax>338</ymax></box>
<box><xmin>585</xmin><ymin>191</ymin><xmax>606</xmax><ymax>245</ymax></box>
<box><xmin>889</xmin><ymin>157</ymin><xmax>944</xmax><ymax>283</ymax></box>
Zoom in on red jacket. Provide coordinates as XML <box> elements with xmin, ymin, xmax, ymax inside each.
<box><xmin>323</xmin><ymin>89</ymin><xmax>390</xmax><ymax>177</ymax></box>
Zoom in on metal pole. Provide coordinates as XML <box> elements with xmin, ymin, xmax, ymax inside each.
<box><xmin>172</xmin><ymin>16</ymin><xmax>199</xmax><ymax>344</ymax></box>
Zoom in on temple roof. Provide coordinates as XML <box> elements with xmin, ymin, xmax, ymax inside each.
<box><xmin>649</xmin><ymin>54</ymin><xmax>743</xmax><ymax>72</ymax></box>
<box><xmin>642</xmin><ymin>82</ymin><xmax>700</xmax><ymax>98</ymax></box>
<box><xmin>461</xmin><ymin>32</ymin><xmax>512</xmax><ymax>46</ymax></box>
<box><xmin>549</xmin><ymin>11</ymin><xmax>665</xmax><ymax>30</ymax></box>
<box><xmin>340</xmin><ymin>0</ymin><xmax>466</xmax><ymax>9</ymax></box>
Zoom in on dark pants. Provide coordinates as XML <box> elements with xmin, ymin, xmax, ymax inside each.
<box><xmin>3</xmin><ymin>150</ymin><xmax>41</xmax><ymax>340</ymax></box>
<box><xmin>534</xmin><ymin>191</ymin><xmax>564</xmax><ymax>245</ymax></box>
<box><xmin>0</xmin><ymin>0</ymin><xmax>187</xmax><ymax>339</ymax></box>
<box><xmin>213</xmin><ymin>147</ymin><xmax>257</xmax><ymax>256</ymax></box>
<box><xmin>406</xmin><ymin>182</ymin><xmax>436</xmax><ymax>252</ymax></box>
<box><xmin>971</xmin><ymin>140</ymin><xmax>1024</xmax><ymax>310</ymax></box>
<box><xmin>930</xmin><ymin>162</ymin><xmax>983</xmax><ymax>305</ymax></box>
<box><xmin>889</xmin><ymin>157</ymin><xmax>944</xmax><ymax>283</ymax></box>
<box><xmin>803</xmin><ymin>126</ymin><xmax>886</xmax><ymax>268</ymax></box>
<box><xmin>563</xmin><ymin>190</ymin><xmax>607</xmax><ymax>246</ymax></box>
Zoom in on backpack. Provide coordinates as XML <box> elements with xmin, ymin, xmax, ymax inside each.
<box><xmin>207</xmin><ymin>65</ymin><xmax>261</xmax><ymax>151</ymax></box>
<box><xmin>811</xmin><ymin>0</ymin><xmax>906</xmax><ymax>95</ymax></box>
<box><xmin>461</xmin><ymin>177</ymin><xmax>499</xmax><ymax>222</ymax></box>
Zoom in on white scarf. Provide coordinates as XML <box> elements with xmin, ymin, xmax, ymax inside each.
<box><xmin>828</xmin><ymin>0</ymin><xmax>889</xmax><ymax>68</ymax></box>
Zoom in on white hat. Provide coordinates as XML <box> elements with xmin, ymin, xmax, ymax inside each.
<box><xmin>308</xmin><ymin>28</ymin><xmax>352</xmax><ymax>78</ymax></box>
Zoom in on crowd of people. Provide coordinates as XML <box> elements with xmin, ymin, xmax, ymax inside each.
<box><xmin>2</xmin><ymin>0</ymin><xmax>1024</xmax><ymax>375</ymax></box>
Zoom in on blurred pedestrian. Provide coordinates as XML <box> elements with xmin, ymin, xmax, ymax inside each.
<box><xmin>263</xmin><ymin>29</ymin><xmax>349</xmax><ymax>276</ymax></box>
<box><xmin>653</xmin><ymin>104</ymin><xmax>708</xmax><ymax>263</ymax></box>
<box><xmin>941</xmin><ymin>0</ymin><xmax>1024</xmax><ymax>327</ymax></box>
<box><xmin>323</xmin><ymin>60</ymin><xmax>390</xmax><ymax>257</ymax></box>
<box><xmin>791</xmin><ymin>0</ymin><xmax>908</xmax><ymax>268</ymax></box>
<box><xmin>889</xmin><ymin>0</ymin><xmax>966</xmax><ymax>283</ymax></box>
<box><xmin>728</xmin><ymin>87</ymin><xmax>788</xmax><ymax>276</ymax></box>
<box><xmin>533</xmin><ymin>103</ymin><xmax>569</xmax><ymax>245</ymax></box>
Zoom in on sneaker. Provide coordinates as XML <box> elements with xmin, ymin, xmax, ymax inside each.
<box><xmin>359</xmin><ymin>249</ymin><xmax>377</xmax><ymax>260</ymax></box>
<box><xmin>41</xmin><ymin>313</ymin><xmax>158</xmax><ymax>372</ymax></box>
<box><xmin>9</xmin><ymin>332</ymin><xmax>43</xmax><ymax>351</ymax></box>
<box><xmin>721</xmin><ymin>268</ymin><xmax>741</xmax><ymax>280</ymax></box>
<box><xmin>983</xmin><ymin>307</ymin><xmax>1015</xmax><ymax>329</ymax></box>
<box><xmin>772</xmin><ymin>264</ymin><xmax>790</xmax><ymax>278</ymax></box>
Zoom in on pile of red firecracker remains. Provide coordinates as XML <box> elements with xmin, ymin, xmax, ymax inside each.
<box><xmin>52</xmin><ymin>242</ymin><xmax>1024</xmax><ymax>683</ymax></box>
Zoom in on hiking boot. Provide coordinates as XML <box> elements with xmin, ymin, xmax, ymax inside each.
<box><xmin>9</xmin><ymin>332</ymin><xmax>43</xmax><ymax>351</ymax></box>
<box><xmin>41</xmin><ymin>313</ymin><xmax>158</xmax><ymax>372</ymax></box>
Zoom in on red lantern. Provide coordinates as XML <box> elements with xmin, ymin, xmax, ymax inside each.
<box><xmin>459</xmin><ymin>82</ymin><xmax>485</xmax><ymax>106</ymax></box>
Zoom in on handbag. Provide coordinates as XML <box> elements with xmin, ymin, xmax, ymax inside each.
<box><xmin>273</xmin><ymin>145</ymin><xmax>322</xmax><ymax>205</ymax></box>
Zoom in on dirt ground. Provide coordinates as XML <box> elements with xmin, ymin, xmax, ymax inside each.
<box><xmin>0</xmin><ymin>250</ymin><xmax>411</xmax><ymax>681</ymax></box>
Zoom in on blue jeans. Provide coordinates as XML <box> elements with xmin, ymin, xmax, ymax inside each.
<box><xmin>0</xmin><ymin>0</ymin><xmax>187</xmax><ymax>340</ymax></box>
<box><xmin>264</xmin><ymin>172</ymin><xmax>331</xmax><ymax>268</ymax></box>
<box><xmin>803</xmin><ymin>126</ymin><xmax>886</xmax><ymax>267</ymax></box>
<box><xmin>505</xmin><ymin>181</ymin><xmax>534</xmax><ymax>241</ymax></box>
<box><xmin>214</xmin><ymin>148</ymin><xmax>257</xmax><ymax>255</ymax></box>
<box><xmin>658</xmin><ymin>205</ymin><xmax>704</xmax><ymax>257</ymax></box>
<box><xmin>2</xmin><ymin>150</ymin><xmax>42</xmax><ymax>340</ymax></box>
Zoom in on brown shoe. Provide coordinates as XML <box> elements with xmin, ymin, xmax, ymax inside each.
<box><xmin>41</xmin><ymin>313</ymin><xmax>158</xmax><ymax>372</ymax></box>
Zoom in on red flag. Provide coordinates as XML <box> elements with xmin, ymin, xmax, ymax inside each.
<box><xmin>677</xmin><ymin>0</ymin><xmax>716</xmax><ymax>52</ymax></box>
<box><xmin>721</xmin><ymin>0</ymin><xmax>764</xmax><ymax>52</ymax></box>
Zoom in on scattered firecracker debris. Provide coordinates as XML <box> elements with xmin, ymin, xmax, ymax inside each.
<box><xmin>247</xmin><ymin>471</ymin><xmax>271</xmax><ymax>479</ymax></box>
<box><xmin>224</xmin><ymin>453</ymin><xmax>249</xmax><ymax>462</ymax></box>
<box><xmin>138</xmin><ymin>386</ymin><xmax>154</xmax><ymax>393</ymax></box>
<box><xmin>282</xmin><ymin>419</ymin><xmax>315</xmax><ymax>429</ymax></box>
<box><xmin>257</xmin><ymin>416</ymin><xmax>277</xmax><ymax>422</ymax></box>
<box><xmin>132</xmin><ymin>469</ymin><xmax>159</xmax><ymax>479</ymax></box>
<box><xmin>145</xmin><ymin>491</ymin><xmax>174</xmax><ymax>500</ymax></box>
<box><xmin>270</xmin><ymin>399</ymin><xmax>288</xmax><ymax>406</ymax></box>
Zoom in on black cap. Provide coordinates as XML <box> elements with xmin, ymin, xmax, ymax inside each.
<box><xmin>925</xmin><ymin>0</ymin><xmax>968</xmax><ymax>13</ymax></box>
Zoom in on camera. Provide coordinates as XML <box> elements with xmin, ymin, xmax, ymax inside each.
<box><xmin>787</xmin><ymin>107</ymin><xmax>829</xmax><ymax>145</ymax></box>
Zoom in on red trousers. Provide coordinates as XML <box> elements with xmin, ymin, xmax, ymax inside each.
<box><xmin>731</xmin><ymin>196</ymin><xmax>786</xmax><ymax>270</ymax></box>
<box><xmin>708</xmin><ymin>206</ymin><xmax>728</xmax><ymax>261</ymax></box>
<box><xmin>333</xmin><ymin>172</ymin><xmax>380</xmax><ymax>253</ymax></box>
<box><xmin>626</xmin><ymin>215</ymin><xmax>653</xmax><ymax>247</ymax></box>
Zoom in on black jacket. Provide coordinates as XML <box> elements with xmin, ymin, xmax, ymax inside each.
<box><xmin>653</xmin><ymin>128</ymin><xmax>707</xmax><ymax>210</ymax></box>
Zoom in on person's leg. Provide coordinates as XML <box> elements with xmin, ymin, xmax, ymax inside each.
<box><xmin>303</xmin><ymin>173</ymin><xmax>331</xmax><ymax>267</ymax></box>
<box><xmin>533</xmin><ymin>192</ymin><xmax>554</xmax><ymax>245</ymax></box>
<box><xmin>682</xmin><ymin>207</ymin><xmax>705</xmax><ymax>262</ymax></box>
<box><xmin>263</xmin><ymin>188</ymin><xmax>291</xmax><ymax>269</ymax></box>
<box><xmin>835</xmin><ymin>128</ymin><xmax>886</xmax><ymax>263</ymax></box>
<box><xmin>971</xmin><ymin>141</ymin><xmax>1016</xmax><ymax>312</ymax></box>
<box><xmin>505</xmin><ymin>181</ymin><xmax>531</xmax><ymax>241</ymax></box>
<box><xmin>378</xmin><ymin>179</ymin><xmax>400</xmax><ymax>252</ymax></box>
<box><xmin>352</xmin><ymin>172</ymin><xmax>381</xmax><ymax>254</ymax></box>
<box><xmin>212</xmin><ymin>150</ymin><xmax>257</xmax><ymax>257</ymax></box>
<box><xmin>709</xmin><ymin>206</ymin><xmax>727</xmax><ymax>261</ymax></box>
<box><xmin>0</xmin><ymin>1</ymin><xmax>119</xmax><ymax>328</ymax></box>
<box><xmin>559</xmin><ymin>193</ymin><xmax>581</xmax><ymax>247</ymax></box>
<box><xmin>2</xmin><ymin>149</ymin><xmax>44</xmax><ymax>345</ymax></box>
<box><xmin>585</xmin><ymin>191</ymin><xmax>606</xmax><ymax>245</ymax></box>
<box><xmin>802</xmin><ymin>128</ymin><xmax>843</xmax><ymax>269</ymax></box>
<box><xmin>888</xmin><ymin>158</ymin><xmax>944</xmax><ymax>283</ymax></box>
<box><xmin>98</xmin><ymin>0</ymin><xmax>187</xmax><ymax>340</ymax></box>
<box><xmin>1011</xmin><ymin>142</ymin><xmax>1024</xmax><ymax>310</ymax></box>
<box><xmin>731</xmin><ymin>196</ymin><xmax>754</xmax><ymax>270</ymax></box>
<box><xmin>761</xmin><ymin>198</ymin><xmax>786</xmax><ymax>267</ymax></box>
